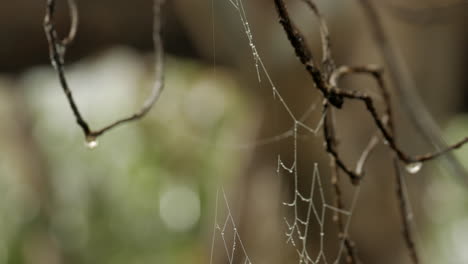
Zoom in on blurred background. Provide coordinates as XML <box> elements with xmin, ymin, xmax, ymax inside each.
<box><xmin>0</xmin><ymin>0</ymin><xmax>467</xmax><ymax>263</ymax></box>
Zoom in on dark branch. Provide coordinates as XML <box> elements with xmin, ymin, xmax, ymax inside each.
<box><xmin>357</xmin><ymin>0</ymin><xmax>468</xmax><ymax>180</ymax></box>
<box><xmin>323</xmin><ymin>103</ymin><xmax>361</xmax><ymax>185</ymax></box>
<box><xmin>44</xmin><ymin>0</ymin><xmax>90</xmax><ymax>135</ymax></box>
<box><xmin>327</xmin><ymin>107</ymin><xmax>361</xmax><ymax>264</ymax></box>
<box><xmin>272</xmin><ymin>1</ymin><xmax>468</xmax><ymax>262</ymax></box>
<box><xmin>44</xmin><ymin>0</ymin><xmax>166</xmax><ymax>141</ymax></box>
<box><xmin>273</xmin><ymin>0</ymin><xmax>334</xmax><ymax>104</ymax></box>
<box><xmin>393</xmin><ymin>159</ymin><xmax>420</xmax><ymax>264</ymax></box>
<box><xmin>273</xmin><ymin>0</ymin><xmax>468</xmax><ymax>185</ymax></box>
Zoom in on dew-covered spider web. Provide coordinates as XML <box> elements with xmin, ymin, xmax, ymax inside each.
<box><xmin>210</xmin><ymin>188</ymin><xmax>253</xmax><ymax>264</ymax></box>
<box><xmin>208</xmin><ymin>0</ymin><xmax>369</xmax><ymax>263</ymax></box>
<box><xmin>279</xmin><ymin>163</ymin><xmax>361</xmax><ymax>264</ymax></box>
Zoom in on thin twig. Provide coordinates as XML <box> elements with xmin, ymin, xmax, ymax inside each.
<box><xmin>355</xmin><ymin>133</ymin><xmax>380</xmax><ymax>176</ymax></box>
<box><xmin>273</xmin><ymin>0</ymin><xmax>468</xmax><ymax>185</ymax></box>
<box><xmin>337</xmin><ymin>88</ymin><xmax>468</xmax><ymax>165</ymax></box>
<box><xmin>300</xmin><ymin>0</ymin><xmax>335</xmax><ymax>74</ymax></box>
<box><xmin>357</xmin><ymin>0</ymin><xmax>468</xmax><ymax>181</ymax></box>
<box><xmin>323</xmin><ymin>103</ymin><xmax>361</xmax><ymax>184</ymax></box>
<box><xmin>44</xmin><ymin>0</ymin><xmax>166</xmax><ymax>141</ymax></box>
<box><xmin>329</xmin><ymin>65</ymin><xmax>393</xmax><ymax>134</ymax></box>
<box><xmin>44</xmin><ymin>0</ymin><xmax>90</xmax><ymax>135</ymax></box>
<box><xmin>273</xmin><ymin>0</ymin><xmax>337</xmax><ymax>106</ymax></box>
<box><xmin>393</xmin><ymin>158</ymin><xmax>420</xmax><ymax>264</ymax></box>
<box><xmin>294</xmin><ymin>2</ymin><xmax>361</xmax><ymax>260</ymax></box>
<box><xmin>272</xmin><ymin>1</ymin><xmax>452</xmax><ymax>263</ymax></box>
<box><xmin>327</xmin><ymin>108</ymin><xmax>361</xmax><ymax>264</ymax></box>
<box><xmin>62</xmin><ymin>0</ymin><xmax>79</xmax><ymax>46</ymax></box>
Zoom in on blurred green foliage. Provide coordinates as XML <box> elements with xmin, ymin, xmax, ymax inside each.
<box><xmin>0</xmin><ymin>48</ymin><xmax>255</xmax><ymax>264</ymax></box>
<box><xmin>425</xmin><ymin>115</ymin><xmax>468</xmax><ymax>263</ymax></box>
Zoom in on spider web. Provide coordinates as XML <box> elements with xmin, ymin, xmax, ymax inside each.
<box><xmin>210</xmin><ymin>188</ymin><xmax>253</xmax><ymax>264</ymax></box>
<box><xmin>209</xmin><ymin>0</ymin><xmax>364</xmax><ymax>263</ymax></box>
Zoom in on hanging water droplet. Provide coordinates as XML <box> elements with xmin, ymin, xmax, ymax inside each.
<box><xmin>405</xmin><ymin>162</ymin><xmax>422</xmax><ymax>174</ymax></box>
<box><xmin>85</xmin><ymin>136</ymin><xmax>98</xmax><ymax>149</ymax></box>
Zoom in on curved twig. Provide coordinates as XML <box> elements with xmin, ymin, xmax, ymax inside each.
<box><xmin>44</xmin><ymin>0</ymin><xmax>166</xmax><ymax>141</ymax></box>
<box><xmin>357</xmin><ymin>0</ymin><xmax>468</xmax><ymax>180</ymax></box>
<box><xmin>62</xmin><ymin>0</ymin><xmax>79</xmax><ymax>46</ymax></box>
<box><xmin>300</xmin><ymin>0</ymin><xmax>335</xmax><ymax>73</ymax></box>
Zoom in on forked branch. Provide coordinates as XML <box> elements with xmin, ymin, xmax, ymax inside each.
<box><xmin>273</xmin><ymin>1</ymin><xmax>467</xmax><ymax>263</ymax></box>
<box><xmin>44</xmin><ymin>0</ymin><xmax>166</xmax><ymax>142</ymax></box>
<box><xmin>273</xmin><ymin>0</ymin><xmax>468</xmax><ymax>183</ymax></box>
<box><xmin>357</xmin><ymin>0</ymin><xmax>468</xmax><ymax>180</ymax></box>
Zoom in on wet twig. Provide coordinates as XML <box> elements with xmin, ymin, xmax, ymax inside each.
<box><xmin>273</xmin><ymin>0</ymin><xmax>468</xmax><ymax>263</ymax></box>
<box><xmin>44</xmin><ymin>0</ymin><xmax>166</xmax><ymax>142</ymax></box>
<box><xmin>357</xmin><ymin>0</ymin><xmax>468</xmax><ymax>180</ymax></box>
<box><xmin>273</xmin><ymin>0</ymin><xmax>468</xmax><ymax>184</ymax></box>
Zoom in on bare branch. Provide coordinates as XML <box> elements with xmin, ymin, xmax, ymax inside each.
<box><xmin>273</xmin><ymin>0</ymin><xmax>336</xmax><ymax>105</ymax></box>
<box><xmin>336</xmin><ymin>87</ymin><xmax>468</xmax><ymax>165</ymax></box>
<box><xmin>62</xmin><ymin>0</ymin><xmax>79</xmax><ymax>46</ymax></box>
<box><xmin>322</xmin><ymin>103</ymin><xmax>360</xmax><ymax>185</ymax></box>
<box><xmin>44</xmin><ymin>0</ymin><xmax>166</xmax><ymax>141</ymax></box>
<box><xmin>327</xmin><ymin>108</ymin><xmax>361</xmax><ymax>264</ymax></box>
<box><xmin>355</xmin><ymin>132</ymin><xmax>380</xmax><ymax>176</ymax></box>
<box><xmin>272</xmin><ymin>1</ymin><xmax>467</xmax><ymax>262</ymax></box>
<box><xmin>357</xmin><ymin>0</ymin><xmax>468</xmax><ymax>180</ymax></box>
<box><xmin>89</xmin><ymin>0</ymin><xmax>165</xmax><ymax>138</ymax></box>
<box><xmin>330</xmin><ymin>65</ymin><xmax>393</xmax><ymax>132</ymax></box>
<box><xmin>44</xmin><ymin>0</ymin><xmax>90</xmax><ymax>135</ymax></box>
<box><xmin>300</xmin><ymin>0</ymin><xmax>335</xmax><ymax>74</ymax></box>
<box><xmin>393</xmin><ymin>158</ymin><xmax>420</xmax><ymax>264</ymax></box>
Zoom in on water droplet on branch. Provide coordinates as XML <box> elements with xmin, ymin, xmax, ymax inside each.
<box><xmin>85</xmin><ymin>136</ymin><xmax>98</xmax><ymax>149</ymax></box>
<box><xmin>405</xmin><ymin>162</ymin><xmax>422</xmax><ymax>174</ymax></box>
